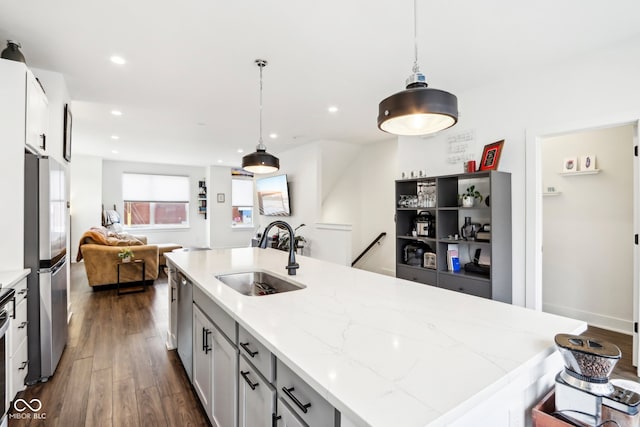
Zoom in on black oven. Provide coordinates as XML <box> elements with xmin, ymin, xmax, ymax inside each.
<box><xmin>0</xmin><ymin>288</ymin><xmax>16</xmax><ymax>426</ymax></box>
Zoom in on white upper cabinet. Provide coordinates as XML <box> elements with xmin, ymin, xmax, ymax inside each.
<box><xmin>25</xmin><ymin>69</ymin><xmax>49</xmax><ymax>155</ymax></box>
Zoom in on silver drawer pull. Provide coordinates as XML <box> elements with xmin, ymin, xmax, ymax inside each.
<box><xmin>19</xmin><ymin>360</ymin><xmax>28</xmax><ymax>370</ymax></box>
<box><xmin>282</xmin><ymin>386</ymin><xmax>312</xmax><ymax>414</ymax></box>
<box><xmin>18</xmin><ymin>321</ymin><xmax>28</xmax><ymax>329</ymax></box>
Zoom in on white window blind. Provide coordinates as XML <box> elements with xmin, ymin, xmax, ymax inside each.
<box><xmin>231</xmin><ymin>179</ymin><xmax>254</xmax><ymax>206</ymax></box>
<box><xmin>122</xmin><ymin>173</ymin><xmax>189</xmax><ymax>202</ymax></box>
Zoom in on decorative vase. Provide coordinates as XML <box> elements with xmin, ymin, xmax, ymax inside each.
<box><xmin>1</xmin><ymin>40</ymin><xmax>26</xmax><ymax>63</ymax></box>
<box><xmin>462</xmin><ymin>195</ymin><xmax>475</xmax><ymax>207</ymax></box>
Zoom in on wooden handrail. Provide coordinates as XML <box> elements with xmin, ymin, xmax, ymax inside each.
<box><xmin>352</xmin><ymin>232</ymin><xmax>387</xmax><ymax>267</ymax></box>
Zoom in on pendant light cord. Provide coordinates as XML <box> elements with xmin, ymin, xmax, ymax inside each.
<box><xmin>259</xmin><ymin>62</ymin><xmax>264</xmax><ymax>146</ymax></box>
<box><xmin>412</xmin><ymin>0</ymin><xmax>419</xmax><ymax>74</ymax></box>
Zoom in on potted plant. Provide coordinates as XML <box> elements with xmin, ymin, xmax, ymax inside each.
<box><xmin>277</xmin><ymin>224</ymin><xmax>308</xmax><ymax>254</ymax></box>
<box><xmin>461</xmin><ymin>185</ymin><xmax>483</xmax><ymax>207</ymax></box>
<box><xmin>118</xmin><ymin>247</ymin><xmax>135</xmax><ymax>263</ymax></box>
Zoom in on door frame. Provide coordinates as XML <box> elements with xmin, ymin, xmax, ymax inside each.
<box><xmin>525</xmin><ymin>114</ymin><xmax>640</xmax><ymax>373</ymax></box>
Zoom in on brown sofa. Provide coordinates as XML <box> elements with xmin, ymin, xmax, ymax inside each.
<box><xmin>77</xmin><ymin>227</ymin><xmax>159</xmax><ymax>287</ymax></box>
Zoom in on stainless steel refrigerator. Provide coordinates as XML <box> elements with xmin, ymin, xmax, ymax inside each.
<box><xmin>24</xmin><ymin>151</ymin><xmax>68</xmax><ymax>384</ymax></box>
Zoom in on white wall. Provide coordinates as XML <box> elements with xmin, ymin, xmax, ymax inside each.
<box><xmin>322</xmin><ymin>139</ymin><xmax>397</xmax><ymax>275</ymax></box>
<box><xmin>208</xmin><ymin>165</ymin><xmax>255</xmax><ymax>248</ymax></box>
<box><xmin>70</xmin><ymin>155</ymin><xmax>103</xmax><ymax>261</ymax></box>
<box><xmin>542</xmin><ymin>125</ymin><xmax>634</xmax><ymax>333</ymax></box>
<box><xmin>398</xmin><ymin>34</ymin><xmax>640</xmax><ymax>307</ymax></box>
<box><xmin>101</xmin><ymin>160</ymin><xmax>208</xmax><ymax>248</ymax></box>
<box><xmin>256</xmin><ymin>143</ymin><xmax>321</xmax><ymax>250</ymax></box>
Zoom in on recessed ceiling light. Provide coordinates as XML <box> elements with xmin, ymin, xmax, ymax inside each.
<box><xmin>112</xmin><ymin>150</ymin><xmax>119</xmax><ymax>154</ymax></box>
<box><xmin>237</xmin><ymin>149</ymin><xmax>244</xmax><ymax>153</ymax></box>
<box><xmin>328</xmin><ymin>106</ymin><xmax>339</xmax><ymax>113</ymax></box>
<box><xmin>111</xmin><ymin>110</ymin><xmax>122</xmax><ymax>116</ymax></box>
<box><xmin>218</xmin><ymin>159</ymin><xmax>223</xmax><ymax>163</ymax></box>
<box><xmin>110</xmin><ymin>55</ymin><xmax>126</xmax><ymax>65</ymax></box>
<box><xmin>269</xmin><ymin>133</ymin><xmax>278</xmax><ymax>139</ymax></box>
<box><xmin>111</xmin><ymin>135</ymin><xmax>120</xmax><ymax>140</ymax></box>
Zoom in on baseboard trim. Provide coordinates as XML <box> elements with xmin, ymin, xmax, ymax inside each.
<box><xmin>543</xmin><ymin>302</ymin><xmax>633</xmax><ymax>335</ymax></box>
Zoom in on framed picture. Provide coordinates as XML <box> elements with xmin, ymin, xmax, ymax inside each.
<box><xmin>479</xmin><ymin>140</ymin><xmax>504</xmax><ymax>171</ymax></box>
<box><xmin>217</xmin><ymin>193</ymin><xmax>225</xmax><ymax>203</ymax></box>
<box><xmin>562</xmin><ymin>157</ymin><xmax>578</xmax><ymax>172</ymax></box>
<box><xmin>581</xmin><ymin>154</ymin><xmax>596</xmax><ymax>171</ymax></box>
<box><xmin>63</xmin><ymin>103</ymin><xmax>72</xmax><ymax>162</ymax></box>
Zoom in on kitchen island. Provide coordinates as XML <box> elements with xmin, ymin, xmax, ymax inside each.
<box><xmin>166</xmin><ymin>247</ymin><xmax>585</xmax><ymax>427</ymax></box>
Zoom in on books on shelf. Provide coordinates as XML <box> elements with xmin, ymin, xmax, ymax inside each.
<box><xmin>447</xmin><ymin>244</ymin><xmax>461</xmax><ymax>272</ymax></box>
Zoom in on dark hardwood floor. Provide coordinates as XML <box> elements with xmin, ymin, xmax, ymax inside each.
<box><xmin>585</xmin><ymin>325</ymin><xmax>638</xmax><ymax>382</ymax></box>
<box><xmin>8</xmin><ymin>262</ymin><xmax>209</xmax><ymax>427</ymax></box>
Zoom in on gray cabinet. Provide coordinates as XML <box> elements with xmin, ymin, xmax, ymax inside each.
<box><xmin>193</xmin><ymin>304</ymin><xmax>214</xmax><ymax>419</ymax></box>
<box><xmin>238</xmin><ymin>355</ymin><xmax>276</xmax><ymax>427</ymax></box>
<box><xmin>212</xmin><ymin>326</ymin><xmax>237</xmax><ymax>427</ymax></box>
<box><xmin>192</xmin><ymin>285</ymin><xmax>238</xmax><ymax>427</ymax></box>
<box><xmin>275</xmin><ymin>398</ymin><xmax>307</xmax><ymax>427</ymax></box>
<box><xmin>276</xmin><ymin>359</ymin><xmax>338</xmax><ymax>427</ymax></box>
<box><xmin>176</xmin><ymin>272</ymin><xmax>193</xmax><ymax>380</ymax></box>
<box><xmin>395</xmin><ymin>171</ymin><xmax>512</xmax><ymax>303</ymax></box>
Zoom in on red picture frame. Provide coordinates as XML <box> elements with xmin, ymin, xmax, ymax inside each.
<box><xmin>479</xmin><ymin>140</ymin><xmax>504</xmax><ymax>171</ymax></box>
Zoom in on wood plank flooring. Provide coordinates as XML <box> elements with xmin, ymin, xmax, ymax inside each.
<box><xmin>8</xmin><ymin>262</ymin><xmax>209</xmax><ymax>427</ymax></box>
<box><xmin>585</xmin><ymin>325</ymin><xmax>638</xmax><ymax>382</ymax></box>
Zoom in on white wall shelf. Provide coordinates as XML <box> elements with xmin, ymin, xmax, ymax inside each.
<box><xmin>558</xmin><ymin>169</ymin><xmax>601</xmax><ymax>176</ymax></box>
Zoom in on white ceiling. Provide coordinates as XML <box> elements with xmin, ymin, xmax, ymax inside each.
<box><xmin>1</xmin><ymin>0</ymin><xmax>640</xmax><ymax>167</ymax></box>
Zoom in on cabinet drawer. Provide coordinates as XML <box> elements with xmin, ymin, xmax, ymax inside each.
<box><xmin>193</xmin><ymin>285</ymin><xmax>236</xmax><ymax>344</ymax></box>
<box><xmin>9</xmin><ymin>298</ymin><xmax>27</xmax><ymax>355</ymax></box>
<box><xmin>396</xmin><ymin>264</ymin><xmax>437</xmax><ymax>286</ymax></box>
<box><xmin>11</xmin><ymin>278</ymin><xmax>27</xmax><ymax>305</ymax></box>
<box><xmin>238</xmin><ymin>325</ymin><xmax>274</xmax><ymax>382</ymax></box>
<box><xmin>9</xmin><ymin>338</ymin><xmax>28</xmax><ymax>400</ymax></box>
<box><xmin>276</xmin><ymin>360</ymin><xmax>337</xmax><ymax>427</ymax></box>
<box><xmin>239</xmin><ymin>355</ymin><xmax>275</xmax><ymax>427</ymax></box>
<box><xmin>438</xmin><ymin>274</ymin><xmax>491</xmax><ymax>299</ymax></box>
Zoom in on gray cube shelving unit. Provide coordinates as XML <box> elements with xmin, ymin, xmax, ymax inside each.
<box><xmin>395</xmin><ymin>171</ymin><xmax>512</xmax><ymax>303</ymax></box>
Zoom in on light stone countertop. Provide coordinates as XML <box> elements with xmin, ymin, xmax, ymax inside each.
<box><xmin>166</xmin><ymin>247</ymin><xmax>585</xmax><ymax>427</ymax></box>
<box><xmin>0</xmin><ymin>269</ymin><xmax>29</xmax><ymax>289</ymax></box>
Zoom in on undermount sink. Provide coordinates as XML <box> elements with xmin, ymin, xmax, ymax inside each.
<box><xmin>215</xmin><ymin>271</ymin><xmax>305</xmax><ymax>296</ymax></box>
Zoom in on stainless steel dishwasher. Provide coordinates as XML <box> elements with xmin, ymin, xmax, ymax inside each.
<box><xmin>176</xmin><ymin>271</ymin><xmax>193</xmax><ymax>381</ymax></box>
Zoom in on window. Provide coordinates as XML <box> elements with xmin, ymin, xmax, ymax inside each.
<box><xmin>231</xmin><ymin>178</ymin><xmax>253</xmax><ymax>227</ymax></box>
<box><xmin>122</xmin><ymin>173</ymin><xmax>190</xmax><ymax>228</ymax></box>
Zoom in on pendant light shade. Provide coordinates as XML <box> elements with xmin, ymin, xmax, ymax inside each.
<box><xmin>242</xmin><ymin>145</ymin><xmax>279</xmax><ymax>174</ymax></box>
<box><xmin>378</xmin><ymin>86</ymin><xmax>458</xmax><ymax>136</ymax></box>
<box><xmin>377</xmin><ymin>1</ymin><xmax>458</xmax><ymax>136</ymax></box>
<box><xmin>242</xmin><ymin>59</ymin><xmax>280</xmax><ymax>174</ymax></box>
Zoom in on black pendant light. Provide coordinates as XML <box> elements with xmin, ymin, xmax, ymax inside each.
<box><xmin>242</xmin><ymin>59</ymin><xmax>280</xmax><ymax>174</ymax></box>
<box><xmin>377</xmin><ymin>0</ymin><xmax>458</xmax><ymax>136</ymax></box>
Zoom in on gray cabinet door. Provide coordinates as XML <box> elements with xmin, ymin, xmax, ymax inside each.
<box><xmin>212</xmin><ymin>327</ymin><xmax>238</xmax><ymax>427</ymax></box>
<box><xmin>193</xmin><ymin>304</ymin><xmax>213</xmax><ymax>419</ymax></box>
<box><xmin>238</xmin><ymin>355</ymin><xmax>275</xmax><ymax>427</ymax></box>
<box><xmin>276</xmin><ymin>398</ymin><xmax>307</xmax><ymax>427</ymax></box>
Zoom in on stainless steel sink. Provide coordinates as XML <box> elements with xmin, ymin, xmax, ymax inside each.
<box><xmin>215</xmin><ymin>271</ymin><xmax>305</xmax><ymax>296</ymax></box>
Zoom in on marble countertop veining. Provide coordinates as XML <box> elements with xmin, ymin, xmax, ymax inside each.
<box><xmin>166</xmin><ymin>247</ymin><xmax>585</xmax><ymax>427</ymax></box>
